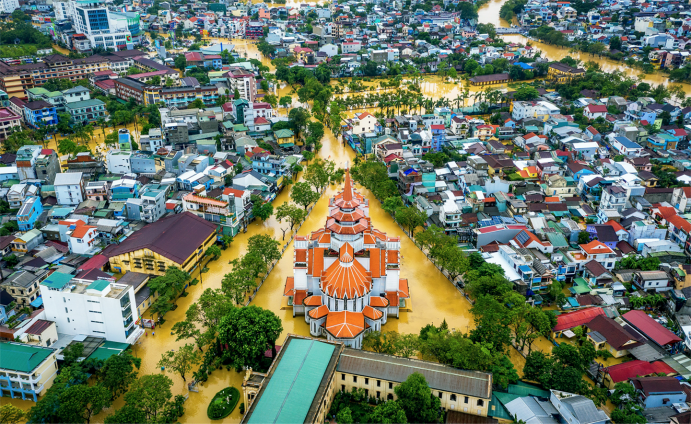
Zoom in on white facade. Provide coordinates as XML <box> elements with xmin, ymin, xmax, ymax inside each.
<box><xmin>41</xmin><ymin>278</ymin><xmax>142</xmax><ymax>344</ymax></box>
<box><xmin>67</xmin><ymin>225</ymin><xmax>98</xmax><ymax>255</ymax></box>
<box><xmin>54</xmin><ymin>0</ymin><xmax>133</xmax><ymax>51</ymax></box>
<box><xmin>511</xmin><ymin>101</ymin><xmax>560</xmax><ymax>121</ymax></box>
<box><xmin>54</xmin><ymin>173</ymin><xmax>84</xmax><ymax>206</ymax></box>
<box><xmin>0</xmin><ymin>0</ymin><xmax>19</xmax><ymax>14</ymax></box>
<box><xmin>106</xmin><ymin>150</ymin><xmax>132</xmax><ymax>174</ymax></box>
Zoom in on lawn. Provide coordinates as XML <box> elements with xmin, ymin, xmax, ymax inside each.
<box><xmin>0</xmin><ymin>44</ymin><xmax>45</xmax><ymax>59</ymax></box>
<box><xmin>207</xmin><ymin>386</ymin><xmax>240</xmax><ymax>420</ymax></box>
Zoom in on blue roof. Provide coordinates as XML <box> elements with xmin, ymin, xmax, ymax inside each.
<box><xmin>516</xmin><ymin>62</ymin><xmax>533</xmax><ymax>70</ymax></box>
<box><xmin>519</xmin><ymin>265</ymin><xmax>532</xmax><ymax>273</ymax></box>
<box><xmin>404</xmin><ymin>168</ymin><xmax>419</xmax><ymax>176</ymax></box>
<box><xmin>30</xmin><ymin>296</ymin><xmax>43</xmax><ymax>307</ymax></box>
<box><xmin>614</xmin><ymin>136</ymin><xmax>641</xmax><ymax>149</ymax></box>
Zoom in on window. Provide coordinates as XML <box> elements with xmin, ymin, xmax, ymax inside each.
<box><xmin>376</xmin><ymin>391</ymin><xmax>380</xmax><ymax>398</ymax></box>
<box><xmin>438</xmin><ymin>392</ymin><xmax>443</xmax><ymax>399</ymax></box>
<box><xmin>341</xmin><ymin>385</ymin><xmax>345</xmax><ymax>392</ymax></box>
<box><xmin>387</xmin><ymin>394</ymin><xmax>394</xmax><ymax>400</ymax></box>
<box><xmin>377</xmin><ymin>380</ymin><xmax>381</xmax><ymax>387</ymax></box>
<box><xmin>450</xmin><ymin>394</ymin><xmax>457</xmax><ymax>402</ymax></box>
<box><xmin>477</xmin><ymin>399</ymin><xmax>484</xmax><ymax>407</ymax></box>
<box><xmin>353</xmin><ymin>376</ymin><xmax>357</xmax><ymax>383</ymax></box>
<box><xmin>464</xmin><ymin>397</ymin><xmax>469</xmax><ymax>404</ymax></box>
<box><xmin>389</xmin><ymin>382</ymin><xmax>393</xmax><ymax>389</ymax></box>
<box><xmin>364</xmin><ymin>378</ymin><xmax>369</xmax><ymax>385</ymax></box>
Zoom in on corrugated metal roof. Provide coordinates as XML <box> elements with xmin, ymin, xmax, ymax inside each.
<box><xmin>336</xmin><ymin>349</ymin><xmax>491</xmax><ymax>399</ymax></box>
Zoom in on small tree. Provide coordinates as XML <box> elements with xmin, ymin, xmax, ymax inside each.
<box><xmin>250</xmin><ymin>194</ymin><xmax>274</xmax><ymax>221</ymax></box>
<box><xmin>0</xmin><ymin>404</ymin><xmax>26</xmax><ymax>424</ymax></box>
<box><xmin>157</xmin><ymin>344</ymin><xmax>201</xmax><ymax>382</ymax></box>
<box><xmin>275</xmin><ymin>202</ymin><xmax>307</xmax><ymax>239</ymax></box>
<box><xmin>3</xmin><ymin>254</ymin><xmax>19</xmax><ymax>268</ymax></box>
<box><xmin>205</xmin><ymin>245</ymin><xmax>222</xmax><ymax>261</ymax></box>
<box><xmin>291</xmin><ymin>182</ymin><xmax>320</xmax><ymax>210</ymax></box>
<box><xmin>577</xmin><ymin>231</ymin><xmax>591</xmax><ymax>245</ymax></box>
<box><xmin>396</xmin><ymin>206</ymin><xmax>428</xmax><ymax>237</ymax></box>
<box><xmin>394</xmin><ymin>372</ymin><xmax>442</xmax><ymax>423</ymax></box>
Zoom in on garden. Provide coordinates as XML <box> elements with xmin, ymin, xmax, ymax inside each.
<box><xmin>207</xmin><ymin>387</ymin><xmax>240</xmax><ymax>420</ymax></box>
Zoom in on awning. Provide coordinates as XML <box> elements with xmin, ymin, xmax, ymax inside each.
<box><xmin>30</xmin><ymin>297</ymin><xmax>43</xmax><ymax>308</ymax></box>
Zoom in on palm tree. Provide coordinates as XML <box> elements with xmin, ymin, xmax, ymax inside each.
<box><xmin>95</xmin><ymin>117</ymin><xmax>107</xmax><ymax>139</ymax></box>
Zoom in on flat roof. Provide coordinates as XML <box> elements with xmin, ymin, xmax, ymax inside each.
<box><xmin>247</xmin><ymin>338</ymin><xmax>336</xmax><ymax>424</ymax></box>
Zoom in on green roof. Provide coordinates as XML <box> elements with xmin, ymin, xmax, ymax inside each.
<box><xmin>247</xmin><ymin>339</ymin><xmax>335</xmax><ymax>424</ymax></box>
<box><xmin>274</xmin><ymin>129</ymin><xmax>294</xmax><ymax>138</ymax></box>
<box><xmin>27</xmin><ymin>87</ymin><xmax>49</xmax><ymax>95</ymax></box>
<box><xmin>0</xmin><ymin>342</ymin><xmax>55</xmax><ymax>373</ymax></box>
<box><xmin>87</xmin><ymin>341</ymin><xmax>129</xmax><ymax>361</ymax></box>
<box><xmin>547</xmin><ymin>232</ymin><xmax>569</xmax><ymax>248</ymax></box>
<box><xmin>41</xmin><ymin>272</ymin><xmax>73</xmax><ymax>290</ymax></box>
<box><xmin>87</xmin><ymin>279</ymin><xmax>110</xmax><ymax>292</ymax></box>
<box><xmin>65</xmin><ymin>99</ymin><xmax>106</xmax><ymax>109</ymax></box>
<box><xmin>570</xmin><ymin>277</ymin><xmax>591</xmax><ymax>294</ymax></box>
<box><xmin>234</xmin><ymin>124</ymin><xmax>249</xmax><ymax>131</ymax></box>
<box><xmin>507</xmin><ymin>381</ymin><xmax>550</xmax><ymax>397</ymax></box>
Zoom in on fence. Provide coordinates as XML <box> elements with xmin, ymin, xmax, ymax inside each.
<box><xmin>242</xmin><ymin>186</ymin><xmax>328</xmax><ymax>306</ymax></box>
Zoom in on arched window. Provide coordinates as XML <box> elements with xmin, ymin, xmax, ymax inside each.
<box><xmin>450</xmin><ymin>394</ymin><xmax>457</xmax><ymax>402</ymax></box>
<box><xmin>477</xmin><ymin>399</ymin><xmax>484</xmax><ymax>407</ymax></box>
<box><xmin>387</xmin><ymin>394</ymin><xmax>394</xmax><ymax>401</ymax></box>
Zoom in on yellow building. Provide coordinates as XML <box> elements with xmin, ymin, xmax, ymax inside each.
<box><xmin>274</xmin><ymin>129</ymin><xmax>296</xmax><ymax>147</ymax></box>
<box><xmin>0</xmin><ymin>342</ymin><xmax>59</xmax><ymax>401</ymax></box>
<box><xmin>241</xmin><ymin>335</ymin><xmax>493</xmax><ymax>424</ymax></box>
<box><xmin>548</xmin><ymin>63</ymin><xmax>586</xmax><ymax>82</ymax></box>
<box><xmin>107</xmin><ymin>212</ymin><xmax>217</xmax><ymax>276</ymax></box>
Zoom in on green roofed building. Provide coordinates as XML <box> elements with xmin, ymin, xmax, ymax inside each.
<box><xmin>0</xmin><ymin>342</ymin><xmax>58</xmax><ymax>401</ymax></box>
<box><xmin>241</xmin><ymin>335</ymin><xmax>493</xmax><ymax>423</ymax></box>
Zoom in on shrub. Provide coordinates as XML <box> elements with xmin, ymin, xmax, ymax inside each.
<box><xmin>207</xmin><ymin>387</ymin><xmax>240</xmax><ymax>420</ymax></box>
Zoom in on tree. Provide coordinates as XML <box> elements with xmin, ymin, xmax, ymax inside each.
<box><xmin>0</xmin><ymin>404</ymin><xmax>26</xmax><ymax>424</ymax></box>
<box><xmin>217</xmin><ymin>305</ymin><xmax>283</xmax><ymax>371</ymax></box>
<box><xmin>305</xmin><ymin>158</ymin><xmax>334</xmax><ymax>193</ymax></box>
<box><xmin>250</xmin><ymin>194</ymin><xmax>274</xmax><ymax>221</ymax></box>
<box><xmin>363</xmin><ymin>331</ymin><xmax>400</xmax><ymax>354</ymax></box>
<box><xmin>3</xmin><ymin>254</ymin><xmax>19</xmax><ymax>267</ymax></box>
<box><xmin>107</xmin><ymin>374</ymin><xmax>183</xmax><ymax>424</ymax></box>
<box><xmin>436</xmin><ymin>245</ymin><xmax>469</xmax><ymax>282</ymax></box>
<box><xmin>247</xmin><ymin>234</ymin><xmax>282</xmax><ymax>264</ymax></box>
<box><xmin>157</xmin><ymin>343</ymin><xmax>201</xmax><ymax>382</ymax></box>
<box><xmin>336</xmin><ymin>407</ymin><xmax>354</xmax><ymax>424</ymax></box>
<box><xmin>288</xmin><ymin>107</ymin><xmax>311</xmax><ymax>137</ymax></box>
<box><xmin>57</xmin><ymin>384</ymin><xmax>111</xmax><ymax>424</ymax></box>
<box><xmin>291</xmin><ymin>182</ymin><xmax>321</xmax><ymax>210</ymax></box>
<box><xmin>369</xmin><ymin>401</ymin><xmax>407</xmax><ymax>424</ymax></box>
<box><xmin>174</xmin><ymin>55</ymin><xmax>187</xmax><ymax>70</ymax></box>
<box><xmin>382</xmin><ymin>196</ymin><xmax>404</xmax><ymax>218</ymax></box>
<box><xmin>4</xmin><ymin>130</ymin><xmax>33</xmax><ymax>153</ymax></box>
<box><xmin>394</xmin><ymin>372</ymin><xmax>442</xmax><ymax>424</ymax></box>
<box><xmin>279</xmin><ymin>96</ymin><xmax>292</xmax><ymax>108</ymax></box>
<box><xmin>609</xmin><ymin>36</ymin><xmax>622</xmax><ymax>50</ymax></box>
<box><xmin>62</xmin><ymin>342</ymin><xmax>85</xmax><ymax>367</ymax></box>
<box><xmin>396</xmin><ymin>206</ymin><xmax>427</xmax><ymax>237</ymax></box>
<box><xmin>188</xmin><ymin>98</ymin><xmax>205</xmax><ymax>109</ymax></box>
<box><xmin>275</xmin><ymin>202</ymin><xmax>307</xmax><ymax>239</ymax></box>
<box><xmin>98</xmin><ymin>353</ymin><xmax>141</xmax><ymax>401</ymax></box>
<box><xmin>205</xmin><ymin>245</ymin><xmax>222</xmax><ymax>261</ymax></box>
<box><xmin>578</xmin><ymin>231</ymin><xmax>591</xmax><ymax>245</ymax></box>
<box><xmin>514</xmin><ymin>85</ymin><xmax>540</xmax><ymax>101</ymax></box>
<box><xmin>222</xmin><ymin>257</ymin><xmax>259</xmax><ymax>304</ymax></box>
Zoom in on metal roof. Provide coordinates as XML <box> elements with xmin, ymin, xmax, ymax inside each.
<box><xmin>247</xmin><ymin>338</ymin><xmax>336</xmax><ymax>424</ymax></box>
<box><xmin>0</xmin><ymin>342</ymin><xmax>55</xmax><ymax>373</ymax></box>
<box><xmin>336</xmin><ymin>349</ymin><xmax>492</xmax><ymax>399</ymax></box>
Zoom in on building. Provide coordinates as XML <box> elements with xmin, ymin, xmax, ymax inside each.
<box><xmin>17</xmin><ymin>196</ymin><xmax>43</xmax><ymax>231</ymax></box>
<box><xmin>23</xmin><ymin>100</ymin><xmax>58</xmax><ymax>128</ymax></box>
<box><xmin>0</xmin><ymin>107</ymin><xmax>21</xmax><ymax>140</ymax></box>
<box><xmin>54</xmin><ymin>172</ymin><xmax>85</xmax><ymax>206</ymax></box>
<box><xmin>15</xmin><ymin>144</ymin><xmax>41</xmax><ymax>181</ymax></box>
<box><xmin>64</xmin><ymin>99</ymin><xmax>108</xmax><ymax>124</ymax></box>
<box><xmin>631</xmin><ymin>377</ymin><xmax>687</xmax><ymax>409</ymax></box>
<box><xmin>0</xmin><ymin>270</ymin><xmax>42</xmax><ymax>307</ymax></box>
<box><xmin>53</xmin><ymin>0</ymin><xmax>137</xmax><ymax>52</ymax></box>
<box><xmin>105</xmin><ymin>212</ymin><xmax>217</xmax><ymax>276</ymax></box>
<box><xmin>107</xmin><ymin>150</ymin><xmax>132</xmax><ymax>174</ymax></box>
<box><xmin>227</xmin><ymin>69</ymin><xmax>256</xmax><ymax>102</ymax></box>
<box><xmin>548</xmin><ymin>63</ymin><xmax>586</xmax><ymax>82</ymax></box>
<box><xmin>284</xmin><ymin>172</ymin><xmax>409</xmax><ymax>348</ymax></box>
<box><xmin>139</xmin><ymin>186</ymin><xmax>167</xmax><ymax>223</ymax></box>
<box><xmin>0</xmin><ymin>342</ymin><xmax>58</xmax><ymax>401</ymax></box>
<box><xmin>241</xmin><ymin>335</ymin><xmax>493</xmax><ymax>424</ymax></box>
<box><xmin>182</xmin><ymin>191</ymin><xmax>239</xmax><ymax>236</ymax></box>
<box><xmin>65</xmin><ymin>220</ymin><xmax>99</xmax><ymax>254</ymax></box>
<box><xmin>0</xmin><ymin>0</ymin><xmax>19</xmax><ymax>13</ymax></box>
<box><xmin>40</xmin><ymin>272</ymin><xmax>143</xmax><ymax>344</ymax></box>
<box><xmin>468</xmin><ymin>73</ymin><xmax>510</xmax><ymax>86</ymax></box>
<box><xmin>35</xmin><ymin>149</ymin><xmax>61</xmax><ymax>184</ymax></box>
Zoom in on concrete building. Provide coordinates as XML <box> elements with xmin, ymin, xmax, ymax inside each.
<box><xmin>35</xmin><ymin>149</ymin><xmax>61</xmax><ymax>184</ymax></box>
<box><xmin>54</xmin><ymin>172</ymin><xmax>85</xmax><ymax>206</ymax></box>
<box><xmin>0</xmin><ymin>342</ymin><xmax>58</xmax><ymax>402</ymax></box>
<box><xmin>106</xmin><ymin>150</ymin><xmax>132</xmax><ymax>174</ymax></box>
<box><xmin>40</xmin><ymin>272</ymin><xmax>143</xmax><ymax>344</ymax></box>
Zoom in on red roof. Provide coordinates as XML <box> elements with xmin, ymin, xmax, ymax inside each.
<box><xmin>623</xmin><ymin>310</ymin><xmax>682</xmax><ymax>346</ymax></box>
<box><xmin>41</xmin><ymin>149</ymin><xmax>54</xmax><ymax>155</ymax></box>
<box><xmin>78</xmin><ymin>254</ymin><xmax>109</xmax><ymax>272</ymax></box>
<box><xmin>430</xmin><ymin>124</ymin><xmax>445</xmax><ymax>130</ymax></box>
<box><xmin>585</xmin><ymin>104</ymin><xmax>608</xmax><ymax>113</ymax></box>
<box><xmin>553</xmin><ymin>307</ymin><xmax>606</xmax><ymax>332</ymax></box>
<box><xmin>606</xmin><ymin>360</ymin><xmax>676</xmax><ymax>384</ymax></box>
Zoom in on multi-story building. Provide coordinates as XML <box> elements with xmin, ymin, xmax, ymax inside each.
<box><xmin>23</xmin><ymin>100</ymin><xmax>58</xmax><ymax>129</ymax></box>
<box><xmin>65</xmin><ymin>220</ymin><xmax>99</xmax><ymax>255</ymax></box>
<box><xmin>0</xmin><ymin>55</ymin><xmax>111</xmax><ymax>100</ymax></box>
<box><xmin>245</xmin><ymin>21</ymin><xmax>264</xmax><ymax>38</ymax></box>
<box><xmin>1</xmin><ymin>269</ymin><xmax>43</xmax><ymax>307</ymax></box>
<box><xmin>106</xmin><ymin>150</ymin><xmax>132</xmax><ymax>174</ymax></box>
<box><xmin>0</xmin><ymin>107</ymin><xmax>21</xmax><ymax>140</ymax></box>
<box><xmin>139</xmin><ymin>187</ymin><xmax>166</xmax><ymax>223</ymax></box>
<box><xmin>17</xmin><ymin>196</ymin><xmax>43</xmax><ymax>232</ymax></box>
<box><xmin>85</xmin><ymin>181</ymin><xmax>108</xmax><ymax>201</ymax></box>
<box><xmin>183</xmin><ymin>191</ymin><xmax>239</xmax><ymax>234</ymax></box>
<box><xmin>139</xmin><ymin>128</ymin><xmax>163</xmax><ymax>151</ymax></box>
<box><xmin>284</xmin><ymin>172</ymin><xmax>410</xmax><ymax>348</ymax></box>
<box><xmin>7</xmin><ymin>183</ymin><xmax>38</xmax><ymax>209</ymax></box>
<box><xmin>35</xmin><ymin>149</ymin><xmax>61</xmax><ymax>184</ymax></box>
<box><xmin>241</xmin><ymin>335</ymin><xmax>492</xmax><ymax>423</ymax></box>
<box><xmin>0</xmin><ymin>0</ymin><xmax>19</xmax><ymax>13</ymax></box>
<box><xmin>64</xmin><ymin>99</ymin><xmax>107</xmax><ymax>124</ymax></box>
<box><xmin>40</xmin><ymin>272</ymin><xmax>143</xmax><ymax>344</ymax></box>
<box><xmin>0</xmin><ymin>342</ymin><xmax>58</xmax><ymax>402</ymax></box>
<box><xmin>107</xmin><ymin>212</ymin><xmax>217</xmax><ymax>276</ymax></box>
<box><xmin>54</xmin><ymin>172</ymin><xmax>85</xmax><ymax>206</ymax></box>
<box><xmin>15</xmin><ymin>145</ymin><xmax>41</xmax><ymax>181</ymax></box>
<box><xmin>114</xmin><ymin>77</ymin><xmax>219</xmax><ymax>108</ymax></box>
<box><xmin>53</xmin><ymin>0</ymin><xmax>137</xmax><ymax>52</ymax></box>
<box><xmin>511</xmin><ymin>100</ymin><xmax>561</xmax><ymax>121</ymax></box>
<box><xmin>600</xmin><ymin>186</ymin><xmax>627</xmax><ymax>212</ymax></box>
<box><xmin>548</xmin><ymin>63</ymin><xmax>586</xmax><ymax>82</ymax></box>
<box><xmin>227</xmin><ymin>69</ymin><xmax>256</xmax><ymax>102</ymax></box>
<box><xmin>252</xmin><ymin>152</ymin><xmax>291</xmax><ymax>177</ymax></box>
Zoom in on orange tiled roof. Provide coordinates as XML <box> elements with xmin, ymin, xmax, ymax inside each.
<box><xmin>370</xmin><ymin>248</ymin><xmax>381</xmax><ymax>278</ymax></box>
<box><xmin>329</xmin><ymin>208</ymin><xmax>366</xmax><ymax>222</ymax></box>
<box><xmin>311</xmin><ymin>248</ymin><xmax>325</xmax><ymax>276</ymax></box>
<box><xmin>325</xmin><ymin>311</ymin><xmax>365</xmax><ymax>339</ymax></box>
<box><xmin>386</xmin><ymin>291</ymin><xmax>399</xmax><ymax>308</ymax></box>
<box><xmin>321</xmin><ymin>257</ymin><xmax>371</xmax><ymax>298</ymax></box>
<box><xmin>318</xmin><ymin>232</ymin><xmax>331</xmax><ymax>244</ymax></box>
<box><xmin>364</xmin><ymin>233</ymin><xmax>376</xmax><ymax>245</ymax></box>
<box><xmin>386</xmin><ymin>250</ymin><xmax>399</xmax><ymax>264</ymax></box>
<box><xmin>71</xmin><ymin>225</ymin><xmax>97</xmax><ymax>239</ymax></box>
<box><xmin>580</xmin><ymin>240</ymin><xmax>613</xmax><ymax>255</ymax></box>
<box><xmin>399</xmin><ymin>279</ymin><xmax>409</xmax><ymax>298</ymax></box>
<box><xmin>339</xmin><ymin>242</ymin><xmax>354</xmax><ymax>263</ymax></box>
<box><xmin>293</xmin><ymin>289</ymin><xmax>307</xmax><ymax>306</ymax></box>
<box><xmin>284</xmin><ymin>277</ymin><xmax>294</xmax><ymax>296</ymax></box>
<box><xmin>295</xmin><ymin>249</ymin><xmax>307</xmax><ymax>263</ymax></box>
<box><xmin>303</xmin><ymin>295</ymin><xmax>322</xmax><ymax>306</ymax></box>
<box><xmin>369</xmin><ymin>296</ymin><xmax>389</xmax><ymax>308</ymax></box>
<box><xmin>363</xmin><ymin>305</ymin><xmax>383</xmax><ymax>320</ymax></box>
<box><xmin>308</xmin><ymin>305</ymin><xmax>329</xmax><ymax>319</ymax></box>
<box><xmin>326</xmin><ymin>218</ymin><xmax>369</xmax><ymax>235</ymax></box>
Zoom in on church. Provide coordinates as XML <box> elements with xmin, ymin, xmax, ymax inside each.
<box><xmin>283</xmin><ymin>171</ymin><xmax>410</xmax><ymax>348</ymax></box>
